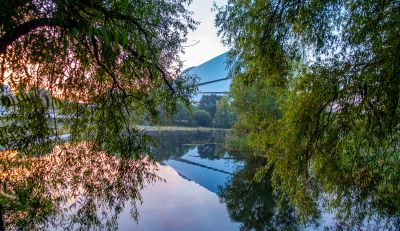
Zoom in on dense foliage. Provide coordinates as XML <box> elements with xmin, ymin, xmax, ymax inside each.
<box><xmin>198</xmin><ymin>94</ymin><xmax>222</xmax><ymax>119</ymax></box>
<box><xmin>0</xmin><ymin>0</ymin><xmax>198</xmax><ymax>156</ymax></box>
<box><xmin>139</xmin><ymin>94</ymin><xmax>236</xmax><ymax>128</ymax></box>
<box><xmin>216</xmin><ymin>0</ymin><xmax>400</xmax><ymax>226</ymax></box>
<box><xmin>212</xmin><ymin>96</ymin><xmax>236</xmax><ymax>128</ymax></box>
<box><xmin>0</xmin><ymin>0</ymin><xmax>197</xmax><ymax>229</ymax></box>
<box><xmin>191</xmin><ymin>109</ymin><xmax>212</xmax><ymax>127</ymax></box>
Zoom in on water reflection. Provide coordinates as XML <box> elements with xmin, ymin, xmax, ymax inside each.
<box><xmin>121</xmin><ymin>164</ymin><xmax>240</xmax><ymax>231</ymax></box>
<box><xmin>149</xmin><ymin>130</ymin><xmax>229</xmax><ymax>162</ymax></box>
<box><xmin>1</xmin><ymin>130</ymin><xmax>239</xmax><ymax>230</ymax></box>
<box><xmin>1</xmin><ymin>142</ymin><xmax>160</xmax><ymax>230</ymax></box>
<box><xmin>1</xmin><ymin>131</ymin><xmax>398</xmax><ymax>230</ymax></box>
<box><xmin>151</xmin><ymin>130</ymin><xmax>240</xmax><ymax>193</ymax></box>
<box><xmin>219</xmin><ymin>156</ymin><xmax>302</xmax><ymax>231</ymax></box>
<box><xmin>219</xmin><ymin>153</ymin><xmax>400</xmax><ymax>231</ymax></box>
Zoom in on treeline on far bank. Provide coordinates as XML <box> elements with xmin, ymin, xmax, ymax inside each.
<box><xmin>136</xmin><ymin>94</ymin><xmax>236</xmax><ymax>128</ymax></box>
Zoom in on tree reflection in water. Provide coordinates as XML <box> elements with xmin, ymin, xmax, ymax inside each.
<box><xmin>220</xmin><ymin>154</ymin><xmax>400</xmax><ymax>230</ymax></box>
<box><xmin>0</xmin><ymin>142</ymin><xmax>161</xmax><ymax>230</ymax></box>
<box><xmin>219</xmin><ymin>156</ymin><xmax>303</xmax><ymax>231</ymax></box>
<box><xmin>149</xmin><ymin>130</ymin><xmax>229</xmax><ymax>162</ymax></box>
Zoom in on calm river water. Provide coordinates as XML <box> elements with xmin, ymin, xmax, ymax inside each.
<box><xmin>2</xmin><ymin>130</ymin><xmax>397</xmax><ymax>230</ymax></box>
<box><xmin>112</xmin><ymin>130</ymin><xmax>336</xmax><ymax>231</ymax></box>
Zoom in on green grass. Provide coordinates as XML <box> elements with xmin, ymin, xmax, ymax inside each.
<box><xmin>136</xmin><ymin>125</ymin><xmax>230</xmax><ymax>132</ymax></box>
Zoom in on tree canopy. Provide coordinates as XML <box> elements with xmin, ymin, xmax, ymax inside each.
<box><xmin>0</xmin><ymin>0</ymin><xmax>198</xmax><ymax>156</ymax></box>
<box><xmin>0</xmin><ymin>1</ymin><xmax>198</xmax><ymax>228</ymax></box>
<box><xmin>212</xmin><ymin>96</ymin><xmax>236</xmax><ymax>128</ymax></box>
<box><xmin>192</xmin><ymin>109</ymin><xmax>212</xmax><ymax>127</ymax></box>
<box><xmin>216</xmin><ymin>0</ymin><xmax>400</xmax><ymax>225</ymax></box>
<box><xmin>198</xmin><ymin>94</ymin><xmax>222</xmax><ymax>119</ymax></box>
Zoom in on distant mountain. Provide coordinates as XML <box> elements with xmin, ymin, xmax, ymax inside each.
<box><xmin>186</xmin><ymin>52</ymin><xmax>231</xmax><ymax>101</ymax></box>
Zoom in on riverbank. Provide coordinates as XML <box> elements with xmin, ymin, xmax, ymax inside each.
<box><xmin>0</xmin><ymin>126</ymin><xmax>229</xmax><ymax>150</ymax></box>
<box><xmin>136</xmin><ymin>125</ymin><xmax>230</xmax><ymax>132</ymax></box>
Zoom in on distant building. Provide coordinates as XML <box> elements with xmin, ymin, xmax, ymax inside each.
<box><xmin>186</xmin><ymin>52</ymin><xmax>231</xmax><ymax>101</ymax></box>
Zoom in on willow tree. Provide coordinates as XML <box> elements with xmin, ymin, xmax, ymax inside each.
<box><xmin>0</xmin><ymin>1</ymin><xmax>197</xmax><ymax>229</ymax></box>
<box><xmin>0</xmin><ymin>0</ymin><xmax>198</xmax><ymax>156</ymax></box>
<box><xmin>216</xmin><ymin>0</ymin><xmax>399</xmax><ymax>226</ymax></box>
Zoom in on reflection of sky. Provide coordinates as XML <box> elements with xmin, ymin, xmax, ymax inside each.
<box><xmin>118</xmin><ymin>165</ymin><xmax>240</xmax><ymax>231</ymax></box>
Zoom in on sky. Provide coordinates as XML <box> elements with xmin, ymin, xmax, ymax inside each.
<box><xmin>180</xmin><ymin>0</ymin><xmax>228</xmax><ymax>69</ymax></box>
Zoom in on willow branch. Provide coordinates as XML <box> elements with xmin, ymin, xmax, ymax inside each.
<box><xmin>0</xmin><ymin>18</ymin><xmax>80</xmax><ymax>54</ymax></box>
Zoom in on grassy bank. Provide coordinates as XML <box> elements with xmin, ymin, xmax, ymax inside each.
<box><xmin>136</xmin><ymin>125</ymin><xmax>230</xmax><ymax>132</ymax></box>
